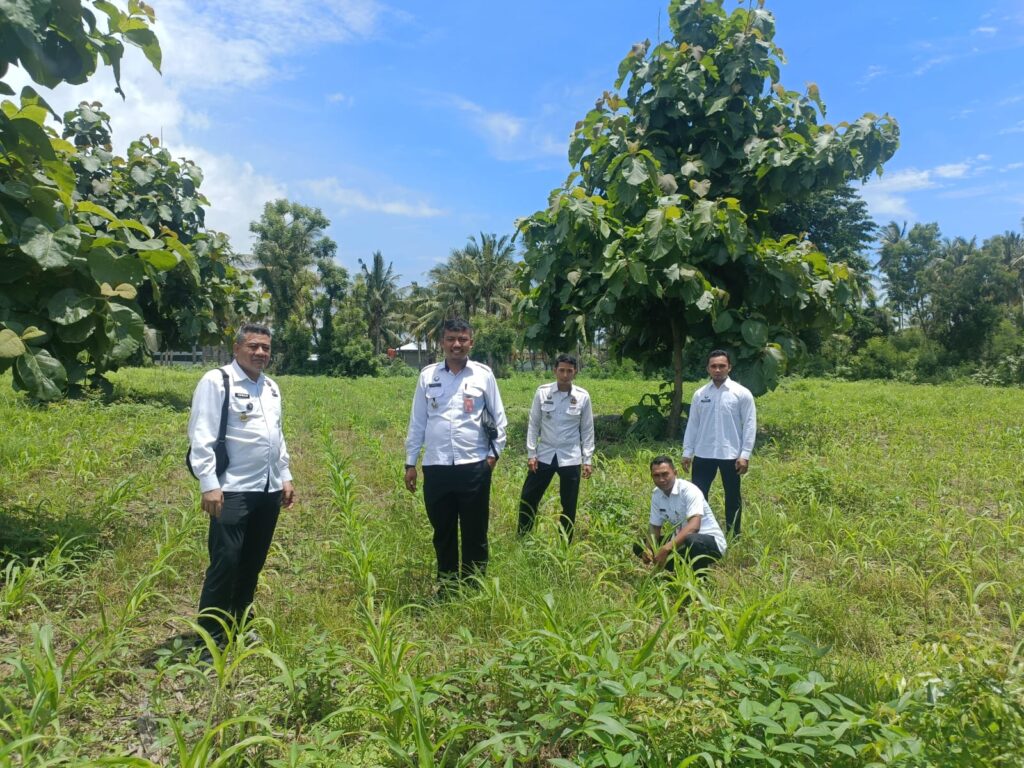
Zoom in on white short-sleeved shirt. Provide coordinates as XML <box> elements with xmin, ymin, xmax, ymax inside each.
<box><xmin>404</xmin><ymin>359</ymin><xmax>508</xmax><ymax>466</ymax></box>
<box><xmin>682</xmin><ymin>377</ymin><xmax>756</xmax><ymax>461</ymax></box>
<box><xmin>526</xmin><ymin>382</ymin><xmax>595</xmax><ymax>466</ymax></box>
<box><xmin>649</xmin><ymin>478</ymin><xmax>727</xmax><ymax>554</ymax></box>
<box><xmin>187</xmin><ymin>361</ymin><xmax>292</xmax><ymax>494</ymax></box>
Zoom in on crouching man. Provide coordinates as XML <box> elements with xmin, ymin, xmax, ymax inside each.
<box><xmin>635</xmin><ymin>455</ymin><xmax>726</xmax><ymax>572</ymax></box>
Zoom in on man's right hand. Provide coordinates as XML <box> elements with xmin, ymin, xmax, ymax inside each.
<box><xmin>201</xmin><ymin>489</ymin><xmax>224</xmax><ymax>519</ymax></box>
<box><xmin>681</xmin><ymin>456</ymin><xmax>693</xmax><ymax>473</ymax></box>
<box><xmin>405</xmin><ymin>466</ymin><xmax>418</xmax><ymax>493</ymax></box>
<box><xmin>527</xmin><ymin>458</ymin><xmax>539</xmax><ymax>473</ymax></box>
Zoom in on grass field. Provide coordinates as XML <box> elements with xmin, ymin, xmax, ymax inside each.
<box><xmin>1</xmin><ymin>369</ymin><xmax>1022</xmax><ymax>766</ymax></box>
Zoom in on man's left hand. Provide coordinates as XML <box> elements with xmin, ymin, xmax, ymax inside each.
<box><xmin>735</xmin><ymin>458</ymin><xmax>749</xmax><ymax>475</ymax></box>
<box><xmin>282</xmin><ymin>481</ymin><xmax>296</xmax><ymax>509</ymax></box>
<box><xmin>582</xmin><ymin>463</ymin><xmax>593</xmax><ymax>479</ymax></box>
<box><xmin>653</xmin><ymin>547</ymin><xmax>671</xmax><ymax>568</ymax></box>
<box><xmin>486</xmin><ymin>456</ymin><xmax>497</xmax><ymax>470</ymax></box>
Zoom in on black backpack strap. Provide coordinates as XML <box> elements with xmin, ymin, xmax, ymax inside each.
<box><xmin>216</xmin><ymin>367</ymin><xmax>230</xmax><ymax>447</ymax></box>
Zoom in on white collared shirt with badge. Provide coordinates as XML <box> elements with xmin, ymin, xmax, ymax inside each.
<box><xmin>187</xmin><ymin>360</ymin><xmax>293</xmax><ymax>494</ymax></box>
<box><xmin>649</xmin><ymin>478</ymin><xmax>727</xmax><ymax>554</ymax></box>
<box><xmin>526</xmin><ymin>382</ymin><xmax>595</xmax><ymax>466</ymax></box>
<box><xmin>682</xmin><ymin>376</ymin><xmax>756</xmax><ymax>461</ymax></box>
<box><xmin>405</xmin><ymin>359</ymin><xmax>508</xmax><ymax>467</ymax></box>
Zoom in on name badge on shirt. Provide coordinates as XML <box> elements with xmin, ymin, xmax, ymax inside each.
<box><xmin>463</xmin><ymin>395</ymin><xmax>475</xmax><ymax>413</ymax></box>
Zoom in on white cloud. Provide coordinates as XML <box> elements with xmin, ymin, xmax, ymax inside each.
<box><xmin>1000</xmin><ymin>120</ymin><xmax>1024</xmax><ymax>134</ymax></box>
<box><xmin>437</xmin><ymin>92</ymin><xmax>565</xmax><ymax>162</ymax></box>
<box><xmin>179</xmin><ymin>146</ymin><xmax>288</xmax><ymax>251</ymax></box>
<box><xmin>1002</xmin><ymin>162</ymin><xmax>1024</xmax><ymax>172</ymax></box>
<box><xmin>859</xmin><ymin>65</ymin><xmax>887</xmax><ymax>84</ymax></box>
<box><xmin>934</xmin><ymin>163</ymin><xmax>970</xmax><ymax>179</ymax></box>
<box><xmin>858</xmin><ymin>157</ymin><xmax>995</xmax><ymax>220</ymax></box>
<box><xmin>973</xmin><ymin>25</ymin><xmax>998</xmax><ymax>34</ymax></box>
<box><xmin>305</xmin><ymin>177</ymin><xmax>446</xmax><ymax>218</ymax></box>
<box><xmin>153</xmin><ymin>0</ymin><xmax>386</xmax><ymax>91</ymax></box>
<box><xmin>327</xmin><ymin>92</ymin><xmax>353</xmax><ymax>105</ymax></box>
<box><xmin>998</xmin><ymin>94</ymin><xmax>1024</xmax><ymax>106</ymax></box>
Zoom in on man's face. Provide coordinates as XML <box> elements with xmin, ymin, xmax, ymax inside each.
<box><xmin>651</xmin><ymin>462</ymin><xmax>677</xmax><ymax>494</ymax></box>
<box><xmin>554</xmin><ymin>362</ymin><xmax>576</xmax><ymax>388</ymax></box>
<box><xmin>707</xmin><ymin>354</ymin><xmax>731</xmax><ymax>385</ymax></box>
<box><xmin>441</xmin><ymin>328</ymin><xmax>473</xmax><ymax>364</ymax></box>
<box><xmin>234</xmin><ymin>333</ymin><xmax>271</xmax><ymax>377</ymax></box>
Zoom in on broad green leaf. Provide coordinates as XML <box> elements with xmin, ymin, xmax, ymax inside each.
<box><xmin>628</xmin><ymin>261</ymin><xmax>648</xmax><ymax>284</ymax></box>
<box><xmin>77</xmin><ymin>200</ymin><xmax>119</xmax><ymax>221</ymax></box>
<box><xmin>107</xmin><ymin>303</ymin><xmax>145</xmax><ymax>360</ymax></box>
<box><xmin>712</xmin><ymin>311</ymin><xmax>734</xmax><ymax>332</ymax></box>
<box><xmin>19</xmin><ymin>218</ymin><xmax>82</xmax><ymax>269</ymax></box>
<box><xmin>14</xmin><ymin>348</ymin><xmax>66</xmax><ymax>400</ymax></box>
<box><xmin>87</xmin><ymin>246</ymin><xmax>145</xmax><ymax>286</ymax></box>
<box><xmin>0</xmin><ymin>329</ymin><xmax>26</xmax><ymax>358</ymax></box>
<box><xmin>56</xmin><ymin>317</ymin><xmax>97</xmax><ymax>343</ymax></box>
<box><xmin>622</xmin><ymin>156</ymin><xmax>649</xmax><ymax>185</ymax></box>
<box><xmin>19</xmin><ymin>325</ymin><xmax>45</xmax><ymax>340</ymax></box>
<box><xmin>47</xmin><ymin>288</ymin><xmax>97</xmax><ymax>325</ymax></box>
<box><xmin>741</xmin><ymin>318</ymin><xmax>769</xmax><ymax>347</ymax></box>
<box><xmin>140</xmin><ymin>250</ymin><xmax>179</xmax><ymax>270</ymax></box>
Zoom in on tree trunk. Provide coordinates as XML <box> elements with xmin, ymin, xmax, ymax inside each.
<box><xmin>667</xmin><ymin>315</ymin><xmax>684</xmax><ymax>440</ymax></box>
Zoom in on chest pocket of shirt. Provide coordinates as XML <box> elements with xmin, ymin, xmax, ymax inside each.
<box><xmin>541</xmin><ymin>400</ymin><xmax>556</xmax><ymax>414</ymax></box>
<box><xmin>566</xmin><ymin>404</ymin><xmax>582</xmax><ymax>417</ymax></box>
<box><xmin>464</xmin><ymin>385</ymin><xmax>485</xmax><ymax>410</ymax></box>
<box><xmin>229</xmin><ymin>396</ymin><xmax>257</xmax><ymax>424</ymax></box>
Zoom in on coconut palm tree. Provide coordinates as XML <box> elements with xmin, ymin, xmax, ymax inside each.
<box><xmin>358</xmin><ymin>250</ymin><xmax>402</xmax><ymax>355</ymax></box>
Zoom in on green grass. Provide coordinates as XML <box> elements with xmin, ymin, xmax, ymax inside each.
<box><xmin>1</xmin><ymin>370</ymin><xmax>1022</xmax><ymax>766</ymax></box>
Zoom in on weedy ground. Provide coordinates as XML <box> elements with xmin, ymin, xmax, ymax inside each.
<box><xmin>0</xmin><ymin>370</ymin><xmax>1021</xmax><ymax>767</ymax></box>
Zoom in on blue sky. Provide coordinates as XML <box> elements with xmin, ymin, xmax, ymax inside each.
<box><xmin>18</xmin><ymin>0</ymin><xmax>1024</xmax><ymax>283</ymax></box>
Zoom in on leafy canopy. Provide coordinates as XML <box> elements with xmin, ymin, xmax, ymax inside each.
<box><xmin>517</xmin><ymin>0</ymin><xmax>898</xmax><ymax>430</ymax></box>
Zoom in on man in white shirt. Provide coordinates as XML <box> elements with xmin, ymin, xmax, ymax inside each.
<box><xmin>518</xmin><ymin>354</ymin><xmax>595</xmax><ymax>541</ymax></box>
<box><xmin>187</xmin><ymin>323</ymin><xmax>295</xmax><ymax>636</ymax></box>
<box><xmin>682</xmin><ymin>349</ymin><xmax>756</xmax><ymax>538</ymax></box>
<box><xmin>405</xmin><ymin>318</ymin><xmax>507</xmax><ymax>592</ymax></box>
<box><xmin>635</xmin><ymin>455</ymin><xmax>726</xmax><ymax>571</ymax></box>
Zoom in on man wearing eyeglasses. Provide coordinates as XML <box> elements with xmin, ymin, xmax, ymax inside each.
<box><xmin>404</xmin><ymin>317</ymin><xmax>507</xmax><ymax>597</ymax></box>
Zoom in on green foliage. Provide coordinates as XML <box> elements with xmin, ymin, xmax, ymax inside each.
<box><xmin>0</xmin><ymin>4</ymin><xmax>264</xmax><ymax>401</ymax></box>
<box><xmin>467</xmin><ymin>313</ymin><xmax>520</xmax><ymax>376</ymax></box>
<box><xmin>249</xmin><ymin>198</ymin><xmax>335</xmax><ymax>333</ymax></box>
<box><xmin>517</xmin><ymin>0</ymin><xmax>899</xmax><ymax>434</ymax></box>
<box><xmin>358</xmin><ymin>250</ymin><xmax>402</xmax><ymax>356</ymax></box>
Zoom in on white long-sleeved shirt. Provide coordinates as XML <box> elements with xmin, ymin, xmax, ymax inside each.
<box><xmin>405</xmin><ymin>359</ymin><xmax>507</xmax><ymax>467</ymax></box>
<box><xmin>650</xmin><ymin>478</ymin><xmax>727</xmax><ymax>554</ymax></box>
<box><xmin>187</xmin><ymin>361</ymin><xmax>293</xmax><ymax>493</ymax></box>
<box><xmin>682</xmin><ymin>377</ymin><xmax>756</xmax><ymax>461</ymax></box>
<box><xmin>526</xmin><ymin>382</ymin><xmax>595</xmax><ymax>466</ymax></box>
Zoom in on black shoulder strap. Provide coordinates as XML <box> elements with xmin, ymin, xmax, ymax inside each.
<box><xmin>216</xmin><ymin>368</ymin><xmax>230</xmax><ymax>447</ymax></box>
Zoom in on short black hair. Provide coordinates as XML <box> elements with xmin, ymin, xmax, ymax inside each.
<box><xmin>442</xmin><ymin>318</ymin><xmax>472</xmax><ymax>335</ymax></box>
<box><xmin>650</xmin><ymin>454</ymin><xmax>675</xmax><ymax>470</ymax></box>
<box><xmin>707</xmin><ymin>348</ymin><xmax>731</xmax><ymax>364</ymax></box>
<box><xmin>235</xmin><ymin>323</ymin><xmax>272</xmax><ymax>344</ymax></box>
<box><xmin>554</xmin><ymin>353</ymin><xmax>578</xmax><ymax>369</ymax></box>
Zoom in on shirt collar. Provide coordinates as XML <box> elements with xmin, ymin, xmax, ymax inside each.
<box><xmin>230</xmin><ymin>359</ymin><xmax>264</xmax><ymax>385</ymax></box>
<box><xmin>658</xmin><ymin>478</ymin><xmax>684</xmax><ymax>499</ymax></box>
<box><xmin>710</xmin><ymin>376</ymin><xmax>732</xmax><ymax>390</ymax></box>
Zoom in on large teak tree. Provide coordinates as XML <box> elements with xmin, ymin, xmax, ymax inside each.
<box><xmin>517</xmin><ymin>0</ymin><xmax>899</xmax><ymax>435</ymax></box>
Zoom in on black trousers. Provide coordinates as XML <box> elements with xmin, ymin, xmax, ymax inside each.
<box><xmin>517</xmin><ymin>456</ymin><xmax>582</xmax><ymax>539</ymax></box>
<box><xmin>633</xmin><ymin>533</ymin><xmax>723</xmax><ymax>572</ymax></box>
<box><xmin>422</xmin><ymin>460</ymin><xmax>492</xmax><ymax>582</ymax></box>
<box><xmin>692</xmin><ymin>457</ymin><xmax>742</xmax><ymax>537</ymax></box>
<box><xmin>198</xmin><ymin>491</ymin><xmax>281</xmax><ymax>633</ymax></box>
